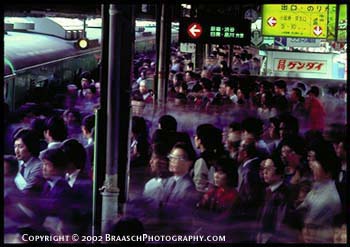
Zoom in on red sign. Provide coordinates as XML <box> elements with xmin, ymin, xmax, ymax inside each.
<box><xmin>274</xmin><ymin>59</ymin><xmax>327</xmax><ymax>73</ymax></box>
<box><xmin>313</xmin><ymin>26</ymin><xmax>322</xmax><ymax>36</ymax></box>
<box><xmin>187</xmin><ymin>23</ymin><xmax>202</xmax><ymax>39</ymax></box>
<box><xmin>267</xmin><ymin>17</ymin><xmax>277</xmax><ymax>27</ymax></box>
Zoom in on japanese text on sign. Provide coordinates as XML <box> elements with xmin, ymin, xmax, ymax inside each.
<box><xmin>274</xmin><ymin>59</ymin><xmax>327</xmax><ymax>73</ymax></box>
<box><xmin>209</xmin><ymin>26</ymin><xmax>245</xmax><ymax>38</ymax></box>
<box><xmin>262</xmin><ymin>4</ymin><xmax>329</xmax><ymax>38</ymax></box>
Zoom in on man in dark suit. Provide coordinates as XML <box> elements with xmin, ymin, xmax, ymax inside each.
<box><xmin>61</xmin><ymin>139</ymin><xmax>92</xmax><ymax>234</ymax></box>
<box><xmin>158</xmin><ymin>143</ymin><xmax>199</xmax><ymax>234</ymax></box>
<box><xmin>39</xmin><ymin>148</ymin><xmax>73</xmax><ymax>218</ymax></box>
<box><xmin>235</xmin><ymin>138</ymin><xmax>264</xmax><ymax>220</ymax></box>
<box><xmin>256</xmin><ymin>155</ymin><xmax>291</xmax><ymax>243</ymax></box>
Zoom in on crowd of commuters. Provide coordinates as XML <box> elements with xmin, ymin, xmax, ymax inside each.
<box><xmin>4</xmin><ymin>44</ymin><xmax>347</xmax><ymax>243</ymax></box>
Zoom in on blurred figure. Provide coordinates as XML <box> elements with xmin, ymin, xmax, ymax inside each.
<box><xmin>143</xmin><ymin>143</ymin><xmax>171</xmax><ymax>200</ymax></box>
<box><xmin>305</xmin><ymin>86</ymin><xmax>326</xmax><ymax>131</ymax></box>
<box><xmin>298</xmin><ymin>141</ymin><xmax>341</xmax><ymax>243</ymax></box>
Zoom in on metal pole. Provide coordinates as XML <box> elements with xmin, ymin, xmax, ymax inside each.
<box><xmin>101</xmin><ymin>4</ymin><xmax>133</xmax><ymax>235</ymax></box>
<box><xmin>92</xmin><ymin>4</ymin><xmax>109</xmax><ymax>237</ymax></box>
<box><xmin>156</xmin><ymin>3</ymin><xmax>171</xmax><ymax>111</ymax></box>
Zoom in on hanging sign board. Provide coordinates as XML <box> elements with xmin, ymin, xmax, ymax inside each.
<box><xmin>262</xmin><ymin>4</ymin><xmax>329</xmax><ymax>39</ymax></box>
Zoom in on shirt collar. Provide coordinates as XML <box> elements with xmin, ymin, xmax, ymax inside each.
<box><xmin>48</xmin><ymin>141</ymin><xmax>61</xmax><ymax>148</ymax></box>
<box><xmin>20</xmin><ymin>157</ymin><xmax>34</xmax><ymax>168</ymax></box>
<box><xmin>66</xmin><ymin>169</ymin><xmax>80</xmax><ymax>187</ymax></box>
<box><xmin>269</xmin><ymin>180</ymin><xmax>283</xmax><ymax>192</ymax></box>
<box><xmin>47</xmin><ymin>176</ymin><xmax>61</xmax><ymax>188</ymax></box>
<box><xmin>242</xmin><ymin>157</ymin><xmax>259</xmax><ymax>168</ymax></box>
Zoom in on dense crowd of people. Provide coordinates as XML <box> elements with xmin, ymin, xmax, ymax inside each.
<box><xmin>3</xmin><ymin>45</ymin><xmax>347</xmax><ymax>243</ymax></box>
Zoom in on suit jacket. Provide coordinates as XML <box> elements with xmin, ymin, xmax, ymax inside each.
<box><xmin>40</xmin><ymin>178</ymin><xmax>74</xmax><ymax>217</ymax></box>
<box><xmin>257</xmin><ymin>182</ymin><xmax>291</xmax><ymax>242</ymax></box>
<box><xmin>18</xmin><ymin>157</ymin><xmax>45</xmax><ymax>194</ymax></box>
<box><xmin>71</xmin><ymin>171</ymin><xmax>93</xmax><ymax>217</ymax></box>
<box><xmin>162</xmin><ymin>174</ymin><xmax>199</xmax><ymax>207</ymax></box>
<box><xmin>84</xmin><ymin>142</ymin><xmax>94</xmax><ymax>177</ymax></box>
<box><xmin>236</xmin><ymin>157</ymin><xmax>265</xmax><ymax>220</ymax></box>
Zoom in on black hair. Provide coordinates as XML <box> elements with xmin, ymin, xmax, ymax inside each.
<box><xmin>158</xmin><ymin>115</ymin><xmax>177</xmax><ymax>132</ymax></box>
<box><xmin>308</xmin><ymin>140</ymin><xmax>340</xmax><ymax>179</ymax></box>
<box><xmin>242</xmin><ymin>117</ymin><xmax>264</xmax><ymax>138</ymax></box>
<box><xmin>196</xmin><ymin>124</ymin><xmax>223</xmax><ymax>152</ymax></box>
<box><xmin>229</xmin><ymin>122</ymin><xmax>242</xmax><ymax>131</ymax></box>
<box><xmin>274</xmin><ymin>79</ymin><xmax>287</xmax><ymax>90</ymax></box>
<box><xmin>172</xmin><ymin>142</ymin><xmax>196</xmax><ymax>162</ymax></box>
<box><xmin>44</xmin><ymin>116</ymin><xmax>67</xmax><ymax>141</ymax></box>
<box><xmin>279</xmin><ymin>114</ymin><xmax>299</xmax><ymax>137</ymax></box>
<box><xmin>269</xmin><ymin>153</ymin><xmax>286</xmax><ymax>175</ymax></box>
<box><xmin>13</xmin><ymin>128</ymin><xmax>41</xmax><ymax>157</ymax></box>
<box><xmin>280</xmin><ymin>135</ymin><xmax>306</xmax><ymax>156</ymax></box>
<box><xmin>39</xmin><ymin>147</ymin><xmax>68</xmax><ymax>172</ymax></box>
<box><xmin>60</xmin><ymin>139</ymin><xmax>87</xmax><ymax>170</ymax></box>
<box><xmin>292</xmin><ymin>87</ymin><xmax>302</xmax><ymax>99</ymax></box>
<box><xmin>214</xmin><ymin>158</ymin><xmax>238</xmax><ymax>187</ymax></box>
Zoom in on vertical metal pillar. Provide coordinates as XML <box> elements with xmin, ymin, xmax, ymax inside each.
<box><xmin>92</xmin><ymin>4</ymin><xmax>109</xmax><ymax>237</ymax></box>
<box><xmin>101</xmin><ymin>4</ymin><xmax>133</xmax><ymax>235</ymax></box>
<box><xmin>156</xmin><ymin>3</ymin><xmax>171</xmax><ymax>110</ymax></box>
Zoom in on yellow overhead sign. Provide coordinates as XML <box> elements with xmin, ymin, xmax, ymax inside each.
<box><xmin>262</xmin><ymin>4</ymin><xmax>329</xmax><ymax>38</ymax></box>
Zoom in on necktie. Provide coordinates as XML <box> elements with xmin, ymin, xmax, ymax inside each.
<box><xmin>19</xmin><ymin>165</ymin><xmax>25</xmax><ymax>177</ymax></box>
<box><xmin>162</xmin><ymin>178</ymin><xmax>177</xmax><ymax>205</ymax></box>
<box><xmin>265</xmin><ymin>187</ymin><xmax>273</xmax><ymax>200</ymax></box>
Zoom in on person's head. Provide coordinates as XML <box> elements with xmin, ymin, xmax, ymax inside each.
<box><xmin>291</xmin><ymin>88</ymin><xmax>303</xmax><ymax>103</ymax></box>
<box><xmin>158</xmin><ymin>115</ymin><xmax>177</xmax><ymax>132</ymax></box>
<box><xmin>213</xmin><ymin>158</ymin><xmax>238</xmax><ymax>188</ymax></box>
<box><xmin>4</xmin><ymin>155</ymin><xmax>18</xmax><ymax>177</ymax></box>
<box><xmin>237</xmin><ymin>137</ymin><xmax>256</xmax><ymax>163</ymax></box>
<box><xmin>173</xmin><ymin>72</ymin><xmax>184</xmax><ymax>84</ymax></box>
<box><xmin>14</xmin><ymin>128</ymin><xmax>41</xmax><ymax>161</ymax></box>
<box><xmin>149</xmin><ymin>143</ymin><xmax>170</xmax><ymax>178</ymax></box>
<box><xmin>63</xmin><ymin>108</ymin><xmax>81</xmax><ymax>126</ymax></box>
<box><xmin>307</xmin><ymin>85</ymin><xmax>320</xmax><ymax>98</ymax></box>
<box><xmin>131</xmin><ymin>116</ymin><xmax>148</xmax><ymax>138</ymax></box>
<box><xmin>81</xmin><ymin>114</ymin><xmax>95</xmax><ymax>138</ymax></box>
<box><xmin>274</xmin><ymin>79</ymin><xmax>286</xmax><ymax>95</ymax></box>
<box><xmin>194</xmin><ymin>124</ymin><xmax>222</xmax><ymax>152</ymax></box>
<box><xmin>308</xmin><ymin>141</ymin><xmax>340</xmax><ymax>181</ymax></box>
<box><xmin>262</xmin><ymin>155</ymin><xmax>285</xmax><ymax>185</ymax></box>
<box><xmin>30</xmin><ymin>117</ymin><xmax>47</xmax><ymax>140</ymax></box>
<box><xmin>186</xmin><ymin>62</ymin><xmax>194</xmax><ymax>71</ymax></box>
<box><xmin>280</xmin><ymin>136</ymin><xmax>305</xmax><ymax>167</ymax></box>
<box><xmin>279</xmin><ymin>114</ymin><xmax>299</xmax><ymax>139</ymax></box>
<box><xmin>40</xmin><ymin>148</ymin><xmax>68</xmax><ymax>179</ymax></box>
<box><xmin>81</xmin><ymin>78</ymin><xmax>90</xmax><ymax>89</ymax></box>
<box><xmin>335</xmin><ymin>140</ymin><xmax>347</xmax><ymax>161</ymax></box>
<box><xmin>139</xmin><ymin>80</ymin><xmax>148</xmax><ymax>94</ymax></box>
<box><xmin>168</xmin><ymin>142</ymin><xmax>194</xmax><ymax>176</ymax></box>
<box><xmin>60</xmin><ymin>139</ymin><xmax>86</xmax><ymax>172</ymax></box>
<box><xmin>44</xmin><ymin>116</ymin><xmax>67</xmax><ymax>142</ymax></box>
<box><xmin>225</xmin><ymin>80</ymin><xmax>235</xmax><ymax>96</ymax></box>
<box><xmin>242</xmin><ymin>117</ymin><xmax>264</xmax><ymax>140</ymax></box>
<box><xmin>268</xmin><ymin>117</ymin><xmax>280</xmax><ymax>140</ymax></box>
<box><xmin>85</xmin><ymin>85</ymin><xmax>97</xmax><ymax>100</ymax></box>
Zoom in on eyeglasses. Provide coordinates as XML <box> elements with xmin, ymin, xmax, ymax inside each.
<box><xmin>167</xmin><ymin>154</ymin><xmax>187</xmax><ymax>162</ymax></box>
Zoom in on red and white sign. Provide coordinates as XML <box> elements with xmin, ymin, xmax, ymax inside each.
<box><xmin>267</xmin><ymin>17</ymin><xmax>277</xmax><ymax>27</ymax></box>
<box><xmin>313</xmin><ymin>26</ymin><xmax>322</xmax><ymax>36</ymax></box>
<box><xmin>187</xmin><ymin>23</ymin><xmax>202</xmax><ymax>39</ymax></box>
<box><xmin>274</xmin><ymin>59</ymin><xmax>327</xmax><ymax>73</ymax></box>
